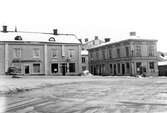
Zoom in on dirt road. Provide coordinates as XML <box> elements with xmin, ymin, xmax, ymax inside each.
<box><xmin>3</xmin><ymin>77</ymin><xmax>167</xmax><ymax>113</ymax></box>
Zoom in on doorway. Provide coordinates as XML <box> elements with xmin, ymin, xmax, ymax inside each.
<box><xmin>51</xmin><ymin>63</ymin><xmax>58</xmax><ymax>74</ymax></box>
<box><xmin>61</xmin><ymin>63</ymin><xmax>67</xmax><ymax>75</ymax></box>
<box><xmin>114</xmin><ymin>64</ymin><xmax>116</xmax><ymax>75</ymax></box>
<box><xmin>25</xmin><ymin>65</ymin><xmax>29</xmax><ymax>74</ymax></box>
<box><xmin>122</xmin><ymin>64</ymin><xmax>125</xmax><ymax>75</ymax></box>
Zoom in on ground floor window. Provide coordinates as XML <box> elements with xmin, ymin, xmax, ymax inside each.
<box><xmin>82</xmin><ymin>66</ymin><xmax>86</xmax><ymax>71</ymax></box>
<box><xmin>51</xmin><ymin>63</ymin><xmax>58</xmax><ymax>73</ymax></box>
<box><xmin>149</xmin><ymin>62</ymin><xmax>154</xmax><ymax>69</ymax></box>
<box><xmin>136</xmin><ymin>62</ymin><xmax>141</xmax><ymax>74</ymax></box>
<box><xmin>69</xmin><ymin>63</ymin><xmax>75</xmax><ymax>72</ymax></box>
<box><xmin>33</xmin><ymin>64</ymin><xmax>40</xmax><ymax>73</ymax></box>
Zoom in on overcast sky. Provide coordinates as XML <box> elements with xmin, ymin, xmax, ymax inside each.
<box><xmin>0</xmin><ymin>0</ymin><xmax>167</xmax><ymax>52</ymax></box>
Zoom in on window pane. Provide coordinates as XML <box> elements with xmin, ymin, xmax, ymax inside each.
<box><xmin>82</xmin><ymin>57</ymin><xmax>85</xmax><ymax>63</ymax></box>
<box><xmin>33</xmin><ymin>48</ymin><xmax>40</xmax><ymax>57</ymax></box>
<box><xmin>149</xmin><ymin>62</ymin><xmax>154</xmax><ymax>69</ymax></box>
<box><xmin>14</xmin><ymin>48</ymin><xmax>21</xmax><ymax>57</ymax></box>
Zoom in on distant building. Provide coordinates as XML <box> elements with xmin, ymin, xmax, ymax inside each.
<box><xmin>88</xmin><ymin>35</ymin><xmax>158</xmax><ymax>76</ymax></box>
<box><xmin>82</xmin><ymin>36</ymin><xmax>104</xmax><ymax>50</ymax></box>
<box><xmin>80</xmin><ymin>36</ymin><xmax>105</xmax><ymax>72</ymax></box>
<box><xmin>0</xmin><ymin>26</ymin><xmax>81</xmax><ymax>75</ymax></box>
<box><xmin>81</xmin><ymin>50</ymin><xmax>88</xmax><ymax>71</ymax></box>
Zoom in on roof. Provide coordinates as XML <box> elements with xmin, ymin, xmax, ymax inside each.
<box><xmin>88</xmin><ymin>36</ymin><xmax>157</xmax><ymax>50</ymax></box>
<box><xmin>82</xmin><ymin>38</ymin><xmax>104</xmax><ymax>44</ymax></box>
<box><xmin>81</xmin><ymin>50</ymin><xmax>88</xmax><ymax>55</ymax></box>
<box><xmin>0</xmin><ymin>31</ymin><xmax>81</xmax><ymax>44</ymax></box>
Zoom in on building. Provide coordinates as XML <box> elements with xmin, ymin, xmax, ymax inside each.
<box><xmin>0</xmin><ymin>26</ymin><xmax>81</xmax><ymax>76</ymax></box>
<box><xmin>81</xmin><ymin>50</ymin><xmax>88</xmax><ymax>71</ymax></box>
<box><xmin>82</xmin><ymin>36</ymin><xmax>104</xmax><ymax>50</ymax></box>
<box><xmin>80</xmin><ymin>36</ymin><xmax>105</xmax><ymax>72</ymax></box>
<box><xmin>88</xmin><ymin>34</ymin><xmax>158</xmax><ymax>76</ymax></box>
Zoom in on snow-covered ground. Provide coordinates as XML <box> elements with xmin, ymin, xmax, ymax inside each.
<box><xmin>2</xmin><ymin>76</ymin><xmax>167</xmax><ymax>113</ymax></box>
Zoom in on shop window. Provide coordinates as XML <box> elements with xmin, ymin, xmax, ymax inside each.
<box><xmin>69</xmin><ymin>63</ymin><xmax>75</xmax><ymax>72</ymax></box>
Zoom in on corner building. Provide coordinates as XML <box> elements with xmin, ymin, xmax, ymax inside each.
<box><xmin>88</xmin><ymin>39</ymin><xmax>158</xmax><ymax>76</ymax></box>
<box><xmin>0</xmin><ymin>27</ymin><xmax>81</xmax><ymax>75</ymax></box>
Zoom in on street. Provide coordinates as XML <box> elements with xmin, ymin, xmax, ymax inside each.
<box><xmin>2</xmin><ymin>76</ymin><xmax>167</xmax><ymax>113</ymax></box>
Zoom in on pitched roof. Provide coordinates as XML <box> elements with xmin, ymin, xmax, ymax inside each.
<box><xmin>0</xmin><ymin>31</ymin><xmax>81</xmax><ymax>44</ymax></box>
<box><xmin>88</xmin><ymin>36</ymin><xmax>157</xmax><ymax>50</ymax></box>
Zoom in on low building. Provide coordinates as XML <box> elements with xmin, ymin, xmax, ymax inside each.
<box><xmin>88</xmin><ymin>34</ymin><xmax>158</xmax><ymax>76</ymax></box>
<box><xmin>81</xmin><ymin>50</ymin><xmax>88</xmax><ymax>71</ymax></box>
<box><xmin>0</xmin><ymin>26</ymin><xmax>81</xmax><ymax>76</ymax></box>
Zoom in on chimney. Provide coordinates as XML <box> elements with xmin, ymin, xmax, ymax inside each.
<box><xmin>53</xmin><ymin>29</ymin><xmax>58</xmax><ymax>35</ymax></box>
<box><xmin>105</xmin><ymin>38</ymin><xmax>110</xmax><ymax>42</ymax></box>
<box><xmin>78</xmin><ymin>39</ymin><xmax>82</xmax><ymax>44</ymax></box>
<box><xmin>95</xmin><ymin>36</ymin><xmax>98</xmax><ymax>40</ymax></box>
<box><xmin>2</xmin><ymin>25</ymin><xmax>7</xmax><ymax>32</ymax></box>
<box><xmin>130</xmin><ymin>32</ymin><xmax>136</xmax><ymax>36</ymax></box>
<box><xmin>85</xmin><ymin>38</ymin><xmax>88</xmax><ymax>42</ymax></box>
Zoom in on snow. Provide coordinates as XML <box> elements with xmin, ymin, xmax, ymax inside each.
<box><xmin>81</xmin><ymin>50</ymin><xmax>88</xmax><ymax>55</ymax></box>
<box><xmin>158</xmin><ymin>61</ymin><xmax>167</xmax><ymax>66</ymax></box>
<box><xmin>0</xmin><ymin>32</ymin><xmax>81</xmax><ymax>44</ymax></box>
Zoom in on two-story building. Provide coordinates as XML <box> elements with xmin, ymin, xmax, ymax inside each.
<box><xmin>0</xmin><ymin>26</ymin><xmax>81</xmax><ymax>76</ymax></box>
<box><xmin>88</xmin><ymin>34</ymin><xmax>158</xmax><ymax>76</ymax></box>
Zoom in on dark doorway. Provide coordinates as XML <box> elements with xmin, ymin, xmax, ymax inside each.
<box><xmin>114</xmin><ymin>64</ymin><xmax>116</xmax><ymax>75</ymax></box>
<box><xmin>25</xmin><ymin>65</ymin><xmax>29</xmax><ymax>74</ymax></box>
<box><xmin>61</xmin><ymin>63</ymin><xmax>67</xmax><ymax>75</ymax></box>
<box><xmin>122</xmin><ymin>64</ymin><xmax>125</xmax><ymax>75</ymax></box>
<box><xmin>51</xmin><ymin>63</ymin><xmax>58</xmax><ymax>74</ymax></box>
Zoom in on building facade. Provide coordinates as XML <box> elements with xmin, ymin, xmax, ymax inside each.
<box><xmin>88</xmin><ymin>39</ymin><xmax>158</xmax><ymax>76</ymax></box>
<box><xmin>0</xmin><ymin>26</ymin><xmax>81</xmax><ymax>75</ymax></box>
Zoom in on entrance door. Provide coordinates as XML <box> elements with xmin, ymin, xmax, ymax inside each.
<box><xmin>25</xmin><ymin>65</ymin><xmax>29</xmax><ymax>74</ymax></box>
<box><xmin>122</xmin><ymin>64</ymin><xmax>125</xmax><ymax>75</ymax></box>
<box><xmin>61</xmin><ymin>63</ymin><xmax>67</xmax><ymax>75</ymax></box>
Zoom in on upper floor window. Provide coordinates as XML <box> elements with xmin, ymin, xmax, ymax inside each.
<box><xmin>125</xmin><ymin>47</ymin><xmax>129</xmax><ymax>57</ymax></box>
<box><xmin>49</xmin><ymin>37</ymin><xmax>55</xmax><ymax>42</ymax></box>
<box><xmin>102</xmin><ymin>49</ymin><xmax>105</xmax><ymax>59</ymax></box>
<box><xmin>136</xmin><ymin>46</ymin><xmax>141</xmax><ymax>57</ymax></box>
<box><xmin>13</xmin><ymin>48</ymin><xmax>21</xmax><ymax>58</ymax></box>
<box><xmin>148</xmin><ymin>45</ymin><xmax>154</xmax><ymax>56</ymax></box>
<box><xmin>82</xmin><ymin>57</ymin><xmax>86</xmax><ymax>63</ymax></box>
<box><xmin>109</xmin><ymin>48</ymin><xmax>112</xmax><ymax>59</ymax></box>
<box><xmin>117</xmin><ymin>48</ymin><xmax>120</xmax><ymax>58</ymax></box>
<box><xmin>15</xmin><ymin>36</ymin><xmax>22</xmax><ymax>40</ymax></box>
<box><xmin>68</xmin><ymin>49</ymin><xmax>75</xmax><ymax>58</ymax></box>
<box><xmin>33</xmin><ymin>48</ymin><xmax>40</xmax><ymax>58</ymax></box>
<box><xmin>51</xmin><ymin>49</ymin><xmax>58</xmax><ymax>58</ymax></box>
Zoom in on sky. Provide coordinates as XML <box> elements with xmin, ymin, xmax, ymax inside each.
<box><xmin>0</xmin><ymin>0</ymin><xmax>167</xmax><ymax>52</ymax></box>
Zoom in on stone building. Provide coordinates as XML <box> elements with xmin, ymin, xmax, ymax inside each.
<box><xmin>0</xmin><ymin>26</ymin><xmax>81</xmax><ymax>75</ymax></box>
<box><xmin>88</xmin><ymin>36</ymin><xmax>158</xmax><ymax>76</ymax></box>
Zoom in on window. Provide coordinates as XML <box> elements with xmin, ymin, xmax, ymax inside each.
<box><xmin>14</xmin><ymin>48</ymin><xmax>21</xmax><ymax>58</ymax></box>
<box><xmin>52</xmin><ymin>49</ymin><xmax>58</xmax><ymax>58</ymax></box>
<box><xmin>149</xmin><ymin>62</ymin><xmax>154</xmax><ymax>69</ymax></box>
<box><xmin>125</xmin><ymin>47</ymin><xmax>129</xmax><ymax>57</ymax></box>
<box><xmin>136</xmin><ymin>46</ymin><xmax>141</xmax><ymax>57</ymax></box>
<box><xmin>102</xmin><ymin>49</ymin><xmax>105</xmax><ymax>59</ymax></box>
<box><xmin>49</xmin><ymin>37</ymin><xmax>55</xmax><ymax>42</ymax></box>
<box><xmin>148</xmin><ymin>45</ymin><xmax>154</xmax><ymax>56</ymax></box>
<box><xmin>69</xmin><ymin>63</ymin><xmax>75</xmax><ymax>72</ymax></box>
<box><xmin>68</xmin><ymin>49</ymin><xmax>75</xmax><ymax>58</ymax></box>
<box><xmin>117</xmin><ymin>63</ymin><xmax>120</xmax><ymax>73</ymax></box>
<box><xmin>33</xmin><ymin>48</ymin><xmax>40</xmax><ymax>57</ymax></box>
<box><xmin>15</xmin><ymin>36</ymin><xmax>22</xmax><ymax>40</ymax></box>
<box><xmin>33</xmin><ymin>64</ymin><xmax>40</xmax><ymax>73</ymax></box>
<box><xmin>110</xmin><ymin>64</ymin><xmax>112</xmax><ymax>73</ymax></box>
<box><xmin>117</xmin><ymin>48</ymin><xmax>120</xmax><ymax>58</ymax></box>
<box><xmin>51</xmin><ymin>63</ymin><xmax>58</xmax><ymax>73</ymax></box>
<box><xmin>82</xmin><ymin>57</ymin><xmax>86</xmax><ymax>63</ymax></box>
<box><xmin>109</xmin><ymin>48</ymin><xmax>112</xmax><ymax>59</ymax></box>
